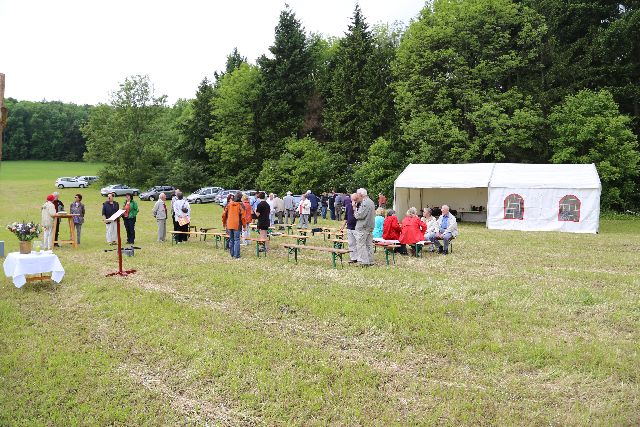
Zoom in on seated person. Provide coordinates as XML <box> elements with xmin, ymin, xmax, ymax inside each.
<box><xmin>421</xmin><ymin>207</ymin><xmax>438</xmax><ymax>252</ymax></box>
<box><xmin>428</xmin><ymin>204</ymin><xmax>458</xmax><ymax>254</ymax></box>
<box><xmin>399</xmin><ymin>207</ymin><xmax>426</xmax><ymax>255</ymax></box>
<box><xmin>373</xmin><ymin>207</ymin><xmax>385</xmax><ymax>239</ymax></box>
<box><xmin>382</xmin><ymin>209</ymin><xmax>406</xmax><ymax>254</ymax></box>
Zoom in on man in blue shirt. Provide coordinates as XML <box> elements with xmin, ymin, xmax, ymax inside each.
<box><xmin>429</xmin><ymin>205</ymin><xmax>459</xmax><ymax>254</ymax></box>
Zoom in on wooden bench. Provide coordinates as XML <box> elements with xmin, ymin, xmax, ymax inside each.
<box><xmin>207</xmin><ymin>232</ymin><xmax>229</xmax><ymax>249</ymax></box>
<box><xmin>168</xmin><ymin>230</ymin><xmax>203</xmax><ymax>245</ymax></box>
<box><xmin>245</xmin><ymin>237</ymin><xmax>269</xmax><ymax>257</ymax></box>
<box><xmin>283</xmin><ymin>244</ymin><xmax>351</xmax><ymax>269</ymax></box>
<box><xmin>295</xmin><ymin>228</ymin><xmax>311</xmax><ymax>236</ymax></box>
<box><xmin>374</xmin><ymin>242</ymin><xmax>401</xmax><ymax>265</ymax></box>
<box><xmin>198</xmin><ymin>227</ymin><xmax>217</xmax><ymax>241</ymax></box>
<box><xmin>329</xmin><ymin>238</ymin><xmax>349</xmax><ymax>249</ymax></box>
<box><xmin>315</xmin><ymin>230</ymin><xmax>345</xmax><ymax>241</ymax></box>
<box><xmin>277</xmin><ymin>234</ymin><xmax>308</xmax><ymax>245</ymax></box>
<box><xmin>277</xmin><ymin>224</ymin><xmax>295</xmax><ymax>235</ymax></box>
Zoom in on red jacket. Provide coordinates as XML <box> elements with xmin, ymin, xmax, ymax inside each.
<box><xmin>242</xmin><ymin>200</ymin><xmax>253</xmax><ymax>226</ymax></box>
<box><xmin>399</xmin><ymin>215</ymin><xmax>426</xmax><ymax>244</ymax></box>
<box><xmin>383</xmin><ymin>215</ymin><xmax>402</xmax><ymax>240</ymax></box>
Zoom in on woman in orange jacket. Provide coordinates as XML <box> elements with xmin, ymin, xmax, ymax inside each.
<box><xmin>221</xmin><ymin>192</ymin><xmax>245</xmax><ymax>259</ymax></box>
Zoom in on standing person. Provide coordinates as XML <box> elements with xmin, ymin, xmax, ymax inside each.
<box><xmin>274</xmin><ymin>194</ymin><xmax>285</xmax><ymax>224</ymax></box>
<box><xmin>373</xmin><ymin>207</ymin><xmax>385</xmax><ymax>239</ymax></box>
<box><xmin>267</xmin><ymin>193</ymin><xmax>276</xmax><ymax>226</ymax></box>
<box><xmin>353</xmin><ymin>188</ymin><xmax>376</xmax><ymax>266</ymax></box>
<box><xmin>297</xmin><ymin>193</ymin><xmax>311</xmax><ymax>229</ymax></box>
<box><xmin>241</xmin><ymin>194</ymin><xmax>253</xmax><ymax>245</ymax></box>
<box><xmin>378</xmin><ymin>193</ymin><xmax>387</xmax><ymax>209</ymax></box>
<box><xmin>399</xmin><ymin>207</ymin><xmax>427</xmax><ymax>255</ymax></box>
<box><xmin>170</xmin><ymin>190</ymin><xmax>179</xmax><ymax>234</ymax></box>
<box><xmin>340</xmin><ymin>193</ymin><xmax>359</xmax><ymax>263</ymax></box>
<box><xmin>122</xmin><ymin>193</ymin><xmax>139</xmax><ymax>245</ymax></box>
<box><xmin>52</xmin><ymin>192</ymin><xmax>64</xmax><ymax>247</ymax></box>
<box><xmin>328</xmin><ymin>191</ymin><xmax>336</xmax><ymax>220</ymax></box>
<box><xmin>254</xmin><ymin>192</ymin><xmax>271</xmax><ymax>251</ymax></box>
<box><xmin>41</xmin><ymin>194</ymin><xmax>56</xmax><ymax>250</ymax></box>
<box><xmin>320</xmin><ymin>192</ymin><xmax>329</xmax><ymax>219</ymax></box>
<box><xmin>308</xmin><ymin>190</ymin><xmax>319</xmax><ymax>224</ymax></box>
<box><xmin>334</xmin><ymin>193</ymin><xmax>344</xmax><ymax>222</ymax></box>
<box><xmin>283</xmin><ymin>191</ymin><xmax>295</xmax><ymax>224</ymax></box>
<box><xmin>101</xmin><ymin>192</ymin><xmax>119</xmax><ymax>245</ymax></box>
<box><xmin>152</xmin><ymin>193</ymin><xmax>168</xmax><ymax>242</ymax></box>
<box><xmin>69</xmin><ymin>194</ymin><xmax>85</xmax><ymax>245</ymax></box>
<box><xmin>173</xmin><ymin>190</ymin><xmax>191</xmax><ymax>243</ymax></box>
<box><xmin>429</xmin><ymin>204</ymin><xmax>458</xmax><ymax>254</ymax></box>
<box><xmin>221</xmin><ymin>191</ymin><xmax>244</xmax><ymax>259</ymax></box>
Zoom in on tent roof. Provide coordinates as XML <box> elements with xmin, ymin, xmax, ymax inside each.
<box><xmin>490</xmin><ymin>163</ymin><xmax>601</xmax><ymax>189</ymax></box>
<box><xmin>394</xmin><ymin>163</ymin><xmax>601</xmax><ymax>190</ymax></box>
<box><xmin>394</xmin><ymin>163</ymin><xmax>495</xmax><ymax>189</ymax></box>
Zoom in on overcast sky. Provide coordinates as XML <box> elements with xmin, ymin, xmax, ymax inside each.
<box><xmin>1</xmin><ymin>0</ymin><xmax>425</xmax><ymax>105</ymax></box>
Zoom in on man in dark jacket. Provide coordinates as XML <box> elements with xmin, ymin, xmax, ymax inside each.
<box><xmin>52</xmin><ymin>192</ymin><xmax>64</xmax><ymax>247</ymax></box>
<box><xmin>307</xmin><ymin>190</ymin><xmax>319</xmax><ymax>224</ymax></box>
<box><xmin>328</xmin><ymin>191</ymin><xmax>336</xmax><ymax>220</ymax></box>
<box><xmin>320</xmin><ymin>193</ymin><xmax>329</xmax><ymax>219</ymax></box>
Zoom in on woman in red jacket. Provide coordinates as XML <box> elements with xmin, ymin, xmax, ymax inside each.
<box><xmin>399</xmin><ymin>207</ymin><xmax>426</xmax><ymax>255</ymax></box>
<box><xmin>382</xmin><ymin>209</ymin><xmax>407</xmax><ymax>255</ymax></box>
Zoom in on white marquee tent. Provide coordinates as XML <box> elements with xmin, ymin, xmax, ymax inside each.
<box><xmin>393</xmin><ymin>163</ymin><xmax>601</xmax><ymax>233</ymax></box>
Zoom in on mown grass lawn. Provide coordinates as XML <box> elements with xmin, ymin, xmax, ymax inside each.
<box><xmin>0</xmin><ymin>160</ymin><xmax>638</xmax><ymax>426</ymax></box>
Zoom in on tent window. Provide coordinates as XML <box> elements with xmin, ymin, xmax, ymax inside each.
<box><xmin>559</xmin><ymin>195</ymin><xmax>581</xmax><ymax>222</ymax></box>
<box><xmin>504</xmin><ymin>194</ymin><xmax>524</xmax><ymax>220</ymax></box>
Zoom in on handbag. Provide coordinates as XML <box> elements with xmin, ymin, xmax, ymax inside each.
<box><xmin>178</xmin><ymin>216</ymin><xmax>190</xmax><ymax>226</ymax></box>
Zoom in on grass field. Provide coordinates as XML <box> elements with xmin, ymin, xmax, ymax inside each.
<box><xmin>0</xmin><ymin>160</ymin><xmax>638</xmax><ymax>426</ymax></box>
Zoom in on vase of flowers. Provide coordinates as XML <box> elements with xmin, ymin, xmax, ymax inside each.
<box><xmin>6</xmin><ymin>221</ymin><xmax>43</xmax><ymax>254</ymax></box>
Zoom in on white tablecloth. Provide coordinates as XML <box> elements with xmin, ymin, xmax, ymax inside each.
<box><xmin>3</xmin><ymin>252</ymin><xmax>65</xmax><ymax>288</ymax></box>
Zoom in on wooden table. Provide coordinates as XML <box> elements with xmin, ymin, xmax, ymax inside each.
<box><xmin>51</xmin><ymin>213</ymin><xmax>79</xmax><ymax>249</ymax></box>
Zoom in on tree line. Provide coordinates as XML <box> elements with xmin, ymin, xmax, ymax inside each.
<box><xmin>3</xmin><ymin>0</ymin><xmax>639</xmax><ymax>209</ymax></box>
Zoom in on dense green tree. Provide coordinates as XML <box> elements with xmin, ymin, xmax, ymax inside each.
<box><xmin>2</xmin><ymin>99</ymin><xmax>90</xmax><ymax>161</ymax></box>
<box><xmin>323</xmin><ymin>6</ymin><xmax>398</xmax><ymax>162</ymax></box>
<box><xmin>354</xmin><ymin>137</ymin><xmax>407</xmax><ymax>201</ymax></box>
<box><xmin>205</xmin><ymin>63</ymin><xmax>262</xmax><ymax>188</ymax></box>
<box><xmin>549</xmin><ymin>89</ymin><xmax>640</xmax><ymax>209</ymax></box>
<box><xmin>256</xmin><ymin>136</ymin><xmax>334</xmax><ymax>194</ymax></box>
<box><xmin>394</xmin><ymin>0</ymin><xmax>548</xmax><ymax>162</ymax></box>
<box><xmin>82</xmin><ymin>75</ymin><xmax>173</xmax><ymax>187</ymax></box>
<box><xmin>256</xmin><ymin>6</ymin><xmax>314</xmax><ymax>159</ymax></box>
<box><xmin>519</xmin><ymin>0</ymin><xmax>640</xmax><ymax>132</ymax></box>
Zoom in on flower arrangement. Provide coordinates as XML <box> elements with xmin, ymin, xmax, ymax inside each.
<box><xmin>6</xmin><ymin>221</ymin><xmax>43</xmax><ymax>241</ymax></box>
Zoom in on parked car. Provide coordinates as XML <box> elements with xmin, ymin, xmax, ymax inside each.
<box><xmin>293</xmin><ymin>194</ymin><xmax>303</xmax><ymax>216</ymax></box>
<box><xmin>55</xmin><ymin>177</ymin><xmax>88</xmax><ymax>188</ymax></box>
<box><xmin>75</xmin><ymin>175</ymin><xmax>99</xmax><ymax>184</ymax></box>
<box><xmin>217</xmin><ymin>189</ymin><xmax>240</xmax><ymax>206</ymax></box>
<box><xmin>100</xmin><ymin>184</ymin><xmax>140</xmax><ymax>197</ymax></box>
<box><xmin>139</xmin><ymin>186</ymin><xmax>176</xmax><ymax>201</ymax></box>
<box><xmin>186</xmin><ymin>187</ymin><xmax>223</xmax><ymax>204</ymax></box>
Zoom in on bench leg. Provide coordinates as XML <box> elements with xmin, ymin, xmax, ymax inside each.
<box><xmin>385</xmin><ymin>248</ymin><xmax>390</xmax><ymax>266</ymax></box>
<box><xmin>331</xmin><ymin>252</ymin><xmax>337</xmax><ymax>269</ymax></box>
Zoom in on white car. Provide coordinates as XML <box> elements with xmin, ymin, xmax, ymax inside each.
<box><xmin>55</xmin><ymin>177</ymin><xmax>88</xmax><ymax>188</ymax></box>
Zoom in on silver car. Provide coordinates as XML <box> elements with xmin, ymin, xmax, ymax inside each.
<box><xmin>187</xmin><ymin>187</ymin><xmax>223</xmax><ymax>204</ymax></box>
<box><xmin>55</xmin><ymin>177</ymin><xmax>88</xmax><ymax>188</ymax></box>
<box><xmin>100</xmin><ymin>184</ymin><xmax>140</xmax><ymax>197</ymax></box>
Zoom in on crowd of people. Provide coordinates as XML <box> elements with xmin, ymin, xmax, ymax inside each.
<box><xmin>39</xmin><ymin>187</ymin><xmax>458</xmax><ymax>263</ymax></box>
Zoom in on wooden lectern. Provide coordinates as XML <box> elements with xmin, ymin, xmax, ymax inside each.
<box><xmin>51</xmin><ymin>213</ymin><xmax>80</xmax><ymax>249</ymax></box>
<box><xmin>104</xmin><ymin>209</ymin><xmax>136</xmax><ymax>277</ymax></box>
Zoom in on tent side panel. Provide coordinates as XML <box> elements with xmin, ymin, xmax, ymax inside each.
<box><xmin>487</xmin><ymin>187</ymin><xmax>600</xmax><ymax>233</ymax></box>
